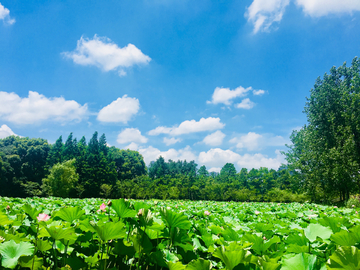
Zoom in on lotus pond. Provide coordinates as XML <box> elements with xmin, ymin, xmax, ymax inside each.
<box><xmin>0</xmin><ymin>197</ymin><xmax>359</xmax><ymax>269</ymax></box>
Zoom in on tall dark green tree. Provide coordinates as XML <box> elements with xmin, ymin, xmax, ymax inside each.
<box><xmin>285</xmin><ymin>57</ymin><xmax>360</xmax><ymax>202</ymax></box>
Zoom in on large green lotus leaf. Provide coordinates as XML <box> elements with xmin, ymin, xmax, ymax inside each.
<box><xmin>54</xmin><ymin>206</ymin><xmax>85</xmax><ymax>223</ymax></box>
<box><xmin>258</xmin><ymin>257</ymin><xmax>280</xmax><ymax>270</ymax></box>
<box><xmin>0</xmin><ymin>230</ymin><xmax>26</xmax><ymax>244</ymax></box>
<box><xmin>22</xmin><ymin>204</ymin><xmax>42</xmax><ymax>221</ymax></box>
<box><xmin>222</xmin><ymin>227</ymin><xmax>241</xmax><ymax>241</ymax></box>
<box><xmin>243</xmin><ymin>234</ymin><xmax>280</xmax><ymax>255</ymax></box>
<box><xmin>286</xmin><ymin>233</ymin><xmax>309</xmax><ymax>246</ymax></box>
<box><xmin>330</xmin><ymin>230</ymin><xmax>357</xmax><ymax>246</ymax></box>
<box><xmin>304</xmin><ymin>224</ymin><xmax>332</xmax><ymax>242</ymax></box>
<box><xmin>111</xmin><ymin>199</ymin><xmax>136</xmax><ymax>219</ymax></box>
<box><xmin>327</xmin><ymin>246</ymin><xmax>360</xmax><ymax>269</ymax></box>
<box><xmin>0</xmin><ymin>240</ymin><xmax>34</xmax><ymax>269</ymax></box>
<box><xmin>130</xmin><ymin>228</ymin><xmax>153</xmax><ymax>254</ymax></box>
<box><xmin>186</xmin><ymin>258</ymin><xmax>212</xmax><ymax>270</ymax></box>
<box><xmin>90</xmin><ymin>221</ymin><xmax>126</xmax><ymax>242</ymax></box>
<box><xmin>160</xmin><ymin>207</ymin><xmax>191</xmax><ymax>230</ymax></box>
<box><xmin>36</xmin><ymin>239</ymin><xmax>52</xmax><ymax>252</ymax></box>
<box><xmin>281</xmin><ymin>253</ymin><xmax>317</xmax><ymax>270</ymax></box>
<box><xmin>213</xmin><ymin>243</ymin><xmax>252</xmax><ymax>270</ymax></box>
<box><xmin>318</xmin><ymin>216</ymin><xmax>341</xmax><ymax>233</ymax></box>
<box><xmin>18</xmin><ymin>255</ymin><xmax>43</xmax><ymax>270</ymax></box>
<box><xmin>349</xmin><ymin>225</ymin><xmax>360</xmax><ymax>243</ymax></box>
<box><xmin>0</xmin><ymin>212</ymin><xmax>12</xmax><ymax>226</ymax></box>
<box><xmin>168</xmin><ymin>261</ymin><xmax>186</xmax><ymax>270</ymax></box>
<box><xmin>286</xmin><ymin>244</ymin><xmax>309</xmax><ymax>253</ymax></box>
<box><xmin>45</xmin><ymin>225</ymin><xmax>77</xmax><ymax>241</ymax></box>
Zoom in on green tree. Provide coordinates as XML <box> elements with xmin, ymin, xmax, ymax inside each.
<box><xmin>285</xmin><ymin>57</ymin><xmax>360</xmax><ymax>202</ymax></box>
<box><xmin>42</xmin><ymin>159</ymin><xmax>79</xmax><ymax>198</ymax></box>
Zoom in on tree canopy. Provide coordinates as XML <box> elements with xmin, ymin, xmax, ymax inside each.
<box><xmin>285</xmin><ymin>57</ymin><xmax>360</xmax><ymax>202</ymax></box>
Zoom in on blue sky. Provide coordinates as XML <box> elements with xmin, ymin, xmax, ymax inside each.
<box><xmin>0</xmin><ymin>0</ymin><xmax>359</xmax><ymax>172</ymax></box>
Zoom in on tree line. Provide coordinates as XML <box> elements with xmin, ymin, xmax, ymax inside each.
<box><xmin>0</xmin><ymin>132</ymin><xmax>305</xmax><ymax>202</ymax></box>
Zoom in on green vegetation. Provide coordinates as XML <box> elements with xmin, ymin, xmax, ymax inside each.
<box><xmin>0</xmin><ymin>197</ymin><xmax>360</xmax><ymax>269</ymax></box>
<box><xmin>0</xmin><ymin>133</ymin><xmax>304</xmax><ymax>202</ymax></box>
<box><xmin>284</xmin><ymin>57</ymin><xmax>360</xmax><ymax>203</ymax></box>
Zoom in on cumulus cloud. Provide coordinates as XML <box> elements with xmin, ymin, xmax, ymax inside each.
<box><xmin>63</xmin><ymin>35</ymin><xmax>151</xmax><ymax>76</ymax></box>
<box><xmin>230</xmin><ymin>132</ymin><xmax>262</xmax><ymax>151</ymax></box>
<box><xmin>138</xmin><ymin>145</ymin><xmax>197</xmax><ymax>164</ymax></box>
<box><xmin>246</xmin><ymin>0</ymin><xmax>290</xmax><ymax>33</ymax></box>
<box><xmin>198</xmin><ymin>148</ymin><xmax>285</xmax><ymax>170</ymax></box>
<box><xmin>124</xmin><ymin>142</ymin><xmax>139</xmax><ymax>151</ymax></box>
<box><xmin>0</xmin><ymin>3</ymin><xmax>15</xmax><ymax>25</ymax></box>
<box><xmin>237</xmin><ymin>150</ymin><xmax>285</xmax><ymax>169</ymax></box>
<box><xmin>117</xmin><ymin>128</ymin><xmax>148</xmax><ymax>144</ymax></box>
<box><xmin>230</xmin><ymin>132</ymin><xmax>288</xmax><ymax>151</ymax></box>
<box><xmin>163</xmin><ymin>137</ymin><xmax>182</xmax><ymax>146</ymax></box>
<box><xmin>0</xmin><ymin>91</ymin><xmax>88</xmax><ymax>125</ymax></box>
<box><xmin>97</xmin><ymin>95</ymin><xmax>140</xmax><ymax>123</ymax></box>
<box><xmin>236</xmin><ymin>98</ymin><xmax>255</xmax><ymax>109</ymax></box>
<box><xmin>202</xmin><ymin>130</ymin><xmax>226</xmax><ymax>146</ymax></box>
<box><xmin>0</xmin><ymin>124</ymin><xmax>17</xmax><ymax>139</ymax></box>
<box><xmin>148</xmin><ymin>117</ymin><xmax>225</xmax><ymax>136</ymax></box>
<box><xmin>295</xmin><ymin>0</ymin><xmax>360</xmax><ymax>17</ymax></box>
<box><xmin>207</xmin><ymin>86</ymin><xmax>251</xmax><ymax>105</ymax></box>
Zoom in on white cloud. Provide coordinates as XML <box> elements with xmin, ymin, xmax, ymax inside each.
<box><xmin>124</xmin><ymin>142</ymin><xmax>139</xmax><ymax>151</ymax></box>
<box><xmin>0</xmin><ymin>124</ymin><xmax>17</xmax><ymax>139</ymax></box>
<box><xmin>208</xmin><ymin>167</ymin><xmax>221</xmax><ymax>173</ymax></box>
<box><xmin>236</xmin><ymin>98</ymin><xmax>255</xmax><ymax>109</ymax></box>
<box><xmin>97</xmin><ymin>95</ymin><xmax>140</xmax><ymax>123</ymax></box>
<box><xmin>202</xmin><ymin>130</ymin><xmax>226</xmax><ymax>146</ymax></box>
<box><xmin>230</xmin><ymin>132</ymin><xmax>262</xmax><ymax>151</ymax></box>
<box><xmin>253</xmin><ymin>89</ymin><xmax>265</xmax><ymax>96</ymax></box>
<box><xmin>198</xmin><ymin>148</ymin><xmax>242</xmax><ymax>168</ymax></box>
<box><xmin>163</xmin><ymin>137</ymin><xmax>182</xmax><ymax>146</ymax></box>
<box><xmin>246</xmin><ymin>0</ymin><xmax>290</xmax><ymax>33</ymax></box>
<box><xmin>198</xmin><ymin>148</ymin><xmax>285</xmax><ymax>170</ymax></box>
<box><xmin>295</xmin><ymin>0</ymin><xmax>360</xmax><ymax>17</ymax></box>
<box><xmin>149</xmin><ymin>117</ymin><xmax>225</xmax><ymax>136</ymax></box>
<box><xmin>0</xmin><ymin>91</ymin><xmax>88</xmax><ymax>125</ymax></box>
<box><xmin>117</xmin><ymin>128</ymin><xmax>148</xmax><ymax>144</ymax></box>
<box><xmin>207</xmin><ymin>86</ymin><xmax>251</xmax><ymax>105</ymax></box>
<box><xmin>230</xmin><ymin>132</ymin><xmax>288</xmax><ymax>151</ymax></box>
<box><xmin>237</xmin><ymin>150</ymin><xmax>285</xmax><ymax>169</ymax></box>
<box><xmin>63</xmin><ymin>35</ymin><xmax>151</xmax><ymax>76</ymax></box>
<box><xmin>0</xmin><ymin>3</ymin><xmax>15</xmax><ymax>25</ymax></box>
<box><xmin>138</xmin><ymin>145</ymin><xmax>197</xmax><ymax>164</ymax></box>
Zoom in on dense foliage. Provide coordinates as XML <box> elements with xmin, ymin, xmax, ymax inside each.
<box><xmin>0</xmin><ymin>197</ymin><xmax>360</xmax><ymax>269</ymax></box>
<box><xmin>284</xmin><ymin>57</ymin><xmax>360</xmax><ymax>203</ymax></box>
<box><xmin>0</xmin><ymin>134</ymin><xmax>304</xmax><ymax>202</ymax></box>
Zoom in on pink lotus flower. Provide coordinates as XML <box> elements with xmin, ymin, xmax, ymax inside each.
<box><xmin>37</xmin><ymin>213</ymin><xmax>50</xmax><ymax>222</ymax></box>
<box><xmin>204</xmin><ymin>210</ymin><xmax>210</xmax><ymax>216</ymax></box>
<box><xmin>97</xmin><ymin>203</ymin><xmax>106</xmax><ymax>212</ymax></box>
<box><xmin>255</xmin><ymin>211</ymin><xmax>260</xmax><ymax>215</ymax></box>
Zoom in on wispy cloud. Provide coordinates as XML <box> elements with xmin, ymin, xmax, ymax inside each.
<box><xmin>0</xmin><ymin>3</ymin><xmax>15</xmax><ymax>25</ymax></box>
<box><xmin>245</xmin><ymin>0</ymin><xmax>290</xmax><ymax>33</ymax></box>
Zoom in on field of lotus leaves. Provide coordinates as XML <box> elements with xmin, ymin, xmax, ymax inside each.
<box><xmin>0</xmin><ymin>197</ymin><xmax>360</xmax><ymax>270</ymax></box>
